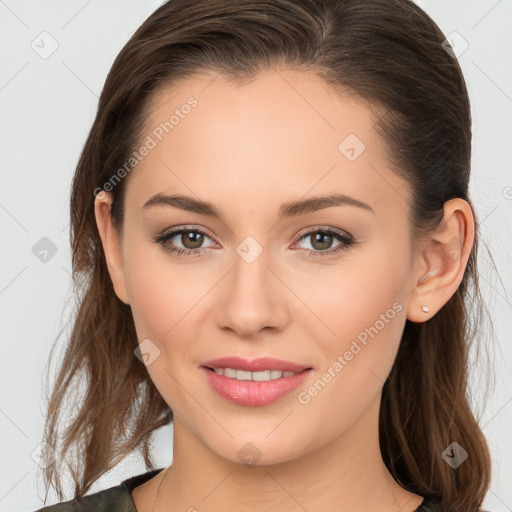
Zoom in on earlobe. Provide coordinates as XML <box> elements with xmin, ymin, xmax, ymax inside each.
<box><xmin>406</xmin><ymin>198</ymin><xmax>475</xmax><ymax>323</ymax></box>
<box><xmin>94</xmin><ymin>192</ymin><xmax>130</xmax><ymax>305</ymax></box>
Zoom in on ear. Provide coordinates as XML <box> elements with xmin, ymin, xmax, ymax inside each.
<box><xmin>406</xmin><ymin>198</ymin><xmax>475</xmax><ymax>323</ymax></box>
<box><xmin>94</xmin><ymin>191</ymin><xmax>130</xmax><ymax>305</ymax></box>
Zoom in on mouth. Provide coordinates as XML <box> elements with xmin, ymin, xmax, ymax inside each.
<box><xmin>202</xmin><ymin>366</ymin><xmax>312</xmax><ymax>381</ymax></box>
<box><xmin>199</xmin><ymin>357</ymin><xmax>313</xmax><ymax>406</ymax></box>
<box><xmin>200</xmin><ymin>356</ymin><xmax>312</xmax><ymax>374</ymax></box>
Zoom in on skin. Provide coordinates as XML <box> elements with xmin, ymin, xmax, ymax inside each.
<box><xmin>94</xmin><ymin>68</ymin><xmax>475</xmax><ymax>512</ymax></box>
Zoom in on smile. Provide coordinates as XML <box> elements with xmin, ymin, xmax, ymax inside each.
<box><xmin>201</xmin><ymin>366</ymin><xmax>313</xmax><ymax>407</ymax></box>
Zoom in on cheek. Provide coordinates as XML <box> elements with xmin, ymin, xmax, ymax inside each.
<box><xmin>122</xmin><ymin>233</ymin><xmax>203</xmax><ymax>339</ymax></box>
<box><xmin>125</xmin><ymin>264</ymin><xmax>174</xmax><ymax>341</ymax></box>
<box><xmin>298</xmin><ymin>250</ymin><xmax>405</xmax><ymax>339</ymax></box>
<box><xmin>293</xmin><ymin>274</ymin><xmax>406</xmax><ymax>442</ymax></box>
<box><xmin>301</xmin><ymin>243</ymin><xmax>409</xmax><ymax>388</ymax></box>
<box><xmin>123</xmin><ymin>251</ymin><xmax>202</xmax><ymax>408</ymax></box>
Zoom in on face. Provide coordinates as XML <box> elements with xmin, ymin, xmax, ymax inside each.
<box><xmin>101</xmin><ymin>68</ymin><xmax>422</xmax><ymax>466</ymax></box>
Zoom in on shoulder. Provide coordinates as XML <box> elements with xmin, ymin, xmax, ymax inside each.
<box><xmin>30</xmin><ymin>484</ymin><xmax>132</xmax><ymax>512</ymax></box>
<box><xmin>30</xmin><ymin>468</ymin><xmax>164</xmax><ymax>512</ymax></box>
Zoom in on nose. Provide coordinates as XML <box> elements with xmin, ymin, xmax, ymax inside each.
<box><xmin>215</xmin><ymin>244</ymin><xmax>289</xmax><ymax>338</ymax></box>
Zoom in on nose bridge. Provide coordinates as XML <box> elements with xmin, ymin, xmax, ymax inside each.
<box><xmin>217</xmin><ymin>235</ymin><xmax>285</xmax><ymax>336</ymax></box>
<box><xmin>232</xmin><ymin>235</ymin><xmax>273</xmax><ymax>307</ymax></box>
<box><xmin>233</xmin><ymin>236</ymin><xmax>270</xmax><ymax>292</ymax></box>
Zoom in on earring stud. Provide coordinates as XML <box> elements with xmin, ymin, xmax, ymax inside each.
<box><xmin>421</xmin><ymin>305</ymin><xmax>430</xmax><ymax>313</ymax></box>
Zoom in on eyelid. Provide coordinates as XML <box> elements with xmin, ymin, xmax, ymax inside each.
<box><xmin>294</xmin><ymin>224</ymin><xmax>351</xmax><ymax>240</ymax></box>
<box><xmin>159</xmin><ymin>224</ymin><xmax>219</xmax><ymax>244</ymax></box>
<box><xmin>158</xmin><ymin>224</ymin><xmax>351</xmax><ymax>245</ymax></box>
<box><xmin>154</xmin><ymin>224</ymin><xmax>356</xmax><ymax>258</ymax></box>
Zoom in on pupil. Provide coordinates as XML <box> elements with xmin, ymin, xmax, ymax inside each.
<box><xmin>183</xmin><ymin>231</ymin><xmax>204</xmax><ymax>249</ymax></box>
<box><xmin>313</xmin><ymin>232</ymin><xmax>332</xmax><ymax>250</ymax></box>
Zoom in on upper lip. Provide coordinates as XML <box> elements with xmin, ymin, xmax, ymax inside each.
<box><xmin>201</xmin><ymin>357</ymin><xmax>312</xmax><ymax>373</ymax></box>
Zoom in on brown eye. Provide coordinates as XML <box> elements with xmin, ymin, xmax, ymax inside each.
<box><xmin>153</xmin><ymin>227</ymin><xmax>215</xmax><ymax>257</ymax></box>
<box><xmin>310</xmin><ymin>232</ymin><xmax>335</xmax><ymax>251</ymax></box>
<box><xmin>295</xmin><ymin>228</ymin><xmax>356</xmax><ymax>258</ymax></box>
<box><xmin>179</xmin><ymin>230</ymin><xmax>205</xmax><ymax>249</ymax></box>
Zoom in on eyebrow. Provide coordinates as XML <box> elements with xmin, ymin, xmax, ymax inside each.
<box><xmin>142</xmin><ymin>192</ymin><xmax>375</xmax><ymax>219</ymax></box>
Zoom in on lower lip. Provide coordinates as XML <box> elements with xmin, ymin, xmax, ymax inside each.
<box><xmin>200</xmin><ymin>367</ymin><xmax>313</xmax><ymax>407</ymax></box>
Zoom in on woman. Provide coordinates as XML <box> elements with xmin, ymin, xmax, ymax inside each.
<box><xmin>34</xmin><ymin>0</ymin><xmax>493</xmax><ymax>510</ymax></box>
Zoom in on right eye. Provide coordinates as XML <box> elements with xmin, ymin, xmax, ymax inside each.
<box><xmin>153</xmin><ymin>226</ymin><xmax>217</xmax><ymax>257</ymax></box>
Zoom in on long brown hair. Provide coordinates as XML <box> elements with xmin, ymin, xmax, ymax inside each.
<box><xmin>40</xmin><ymin>1</ymin><xmax>494</xmax><ymax>509</ymax></box>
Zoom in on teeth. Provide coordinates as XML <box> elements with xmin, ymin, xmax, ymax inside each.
<box><xmin>213</xmin><ymin>368</ymin><xmax>298</xmax><ymax>381</ymax></box>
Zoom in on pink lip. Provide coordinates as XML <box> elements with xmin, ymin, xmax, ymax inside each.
<box><xmin>200</xmin><ymin>356</ymin><xmax>311</xmax><ymax>373</ymax></box>
<box><xmin>200</xmin><ymin>366</ymin><xmax>313</xmax><ymax>407</ymax></box>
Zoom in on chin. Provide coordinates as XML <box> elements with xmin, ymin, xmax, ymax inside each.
<box><xmin>207</xmin><ymin>436</ymin><xmax>310</xmax><ymax>468</ymax></box>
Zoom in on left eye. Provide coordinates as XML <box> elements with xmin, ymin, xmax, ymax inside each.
<box><xmin>294</xmin><ymin>228</ymin><xmax>356</xmax><ymax>258</ymax></box>
<box><xmin>153</xmin><ymin>227</ymin><xmax>356</xmax><ymax>258</ymax></box>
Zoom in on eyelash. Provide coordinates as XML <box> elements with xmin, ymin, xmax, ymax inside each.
<box><xmin>153</xmin><ymin>225</ymin><xmax>356</xmax><ymax>259</ymax></box>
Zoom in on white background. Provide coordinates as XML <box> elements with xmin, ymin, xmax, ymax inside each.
<box><xmin>0</xmin><ymin>1</ymin><xmax>510</xmax><ymax>511</ymax></box>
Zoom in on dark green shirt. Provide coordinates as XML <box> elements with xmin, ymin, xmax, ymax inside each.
<box><xmin>33</xmin><ymin>468</ymin><xmax>164</xmax><ymax>511</ymax></box>
<box><xmin>31</xmin><ymin>469</ymin><xmax>459</xmax><ymax>511</ymax></box>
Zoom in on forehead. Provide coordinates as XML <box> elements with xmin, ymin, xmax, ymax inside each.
<box><xmin>124</xmin><ymin>68</ymin><xmax>411</xmax><ymax>221</ymax></box>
